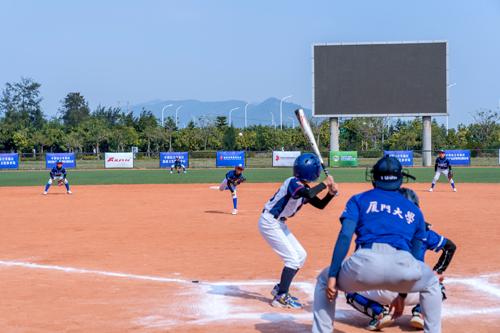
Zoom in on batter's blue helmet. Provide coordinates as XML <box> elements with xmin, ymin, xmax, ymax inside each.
<box><xmin>293</xmin><ymin>153</ymin><xmax>321</xmax><ymax>182</ymax></box>
<box><xmin>372</xmin><ymin>156</ymin><xmax>403</xmax><ymax>190</ymax></box>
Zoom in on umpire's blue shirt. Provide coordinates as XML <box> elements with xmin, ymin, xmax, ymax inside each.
<box><xmin>341</xmin><ymin>188</ymin><xmax>427</xmax><ymax>252</ymax></box>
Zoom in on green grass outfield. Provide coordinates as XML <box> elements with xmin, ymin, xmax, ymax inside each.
<box><xmin>0</xmin><ymin>167</ymin><xmax>498</xmax><ymax>186</ymax></box>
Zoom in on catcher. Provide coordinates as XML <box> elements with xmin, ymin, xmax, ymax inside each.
<box><xmin>429</xmin><ymin>150</ymin><xmax>456</xmax><ymax>192</ymax></box>
<box><xmin>43</xmin><ymin>160</ymin><xmax>72</xmax><ymax>195</ymax></box>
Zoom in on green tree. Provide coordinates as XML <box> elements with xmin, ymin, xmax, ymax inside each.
<box><xmin>215</xmin><ymin>116</ymin><xmax>228</xmax><ymax>129</ymax></box>
<box><xmin>0</xmin><ymin>77</ymin><xmax>45</xmax><ymax>129</ymax></box>
<box><xmin>81</xmin><ymin>117</ymin><xmax>109</xmax><ymax>157</ymax></box>
<box><xmin>223</xmin><ymin>126</ymin><xmax>237</xmax><ymax>150</ymax></box>
<box><xmin>59</xmin><ymin>92</ymin><xmax>90</xmax><ymax>127</ymax></box>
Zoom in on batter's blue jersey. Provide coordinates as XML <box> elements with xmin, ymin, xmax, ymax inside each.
<box><xmin>50</xmin><ymin>167</ymin><xmax>67</xmax><ymax>178</ymax></box>
<box><xmin>435</xmin><ymin>157</ymin><xmax>451</xmax><ymax>170</ymax></box>
<box><xmin>225</xmin><ymin>170</ymin><xmax>245</xmax><ymax>184</ymax></box>
<box><xmin>341</xmin><ymin>188</ymin><xmax>427</xmax><ymax>252</ymax></box>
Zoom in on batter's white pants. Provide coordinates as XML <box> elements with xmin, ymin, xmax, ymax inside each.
<box><xmin>258</xmin><ymin>212</ymin><xmax>307</xmax><ymax>270</ymax></box>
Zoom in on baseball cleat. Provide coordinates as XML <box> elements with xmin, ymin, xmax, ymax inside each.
<box><xmin>410</xmin><ymin>313</ymin><xmax>424</xmax><ymax>330</ymax></box>
<box><xmin>271</xmin><ymin>284</ymin><xmax>299</xmax><ymax>301</ymax></box>
<box><xmin>453</xmin><ymin>188</ymin><xmax>457</xmax><ymax>192</ymax></box>
<box><xmin>271</xmin><ymin>293</ymin><xmax>302</xmax><ymax>309</ymax></box>
<box><xmin>67</xmin><ymin>190</ymin><xmax>72</xmax><ymax>194</ymax></box>
<box><xmin>43</xmin><ymin>191</ymin><xmax>48</xmax><ymax>195</ymax></box>
<box><xmin>367</xmin><ymin>311</ymin><xmax>394</xmax><ymax>331</ymax></box>
<box><xmin>428</xmin><ymin>188</ymin><xmax>433</xmax><ymax>192</ymax></box>
<box><xmin>232</xmin><ymin>209</ymin><xmax>238</xmax><ymax>215</ymax></box>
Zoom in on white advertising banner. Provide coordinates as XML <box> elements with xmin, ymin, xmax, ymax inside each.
<box><xmin>105</xmin><ymin>152</ymin><xmax>134</xmax><ymax>168</ymax></box>
<box><xmin>272</xmin><ymin>151</ymin><xmax>301</xmax><ymax>167</ymax></box>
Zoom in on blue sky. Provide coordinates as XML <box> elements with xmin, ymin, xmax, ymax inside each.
<box><xmin>1</xmin><ymin>0</ymin><xmax>499</xmax><ymax>127</ymax></box>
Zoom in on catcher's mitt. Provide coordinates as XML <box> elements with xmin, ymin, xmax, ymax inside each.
<box><xmin>447</xmin><ymin>170</ymin><xmax>454</xmax><ymax>180</ymax></box>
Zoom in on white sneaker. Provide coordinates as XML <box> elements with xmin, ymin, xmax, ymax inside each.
<box><xmin>428</xmin><ymin>188</ymin><xmax>433</xmax><ymax>192</ymax></box>
<box><xmin>169</xmin><ymin>171</ymin><xmax>173</xmax><ymax>174</ymax></box>
<box><xmin>453</xmin><ymin>188</ymin><xmax>457</xmax><ymax>192</ymax></box>
<box><xmin>410</xmin><ymin>313</ymin><xmax>424</xmax><ymax>330</ymax></box>
<box><xmin>67</xmin><ymin>190</ymin><xmax>72</xmax><ymax>194</ymax></box>
<box><xmin>232</xmin><ymin>209</ymin><xmax>238</xmax><ymax>215</ymax></box>
<box><xmin>43</xmin><ymin>191</ymin><xmax>48</xmax><ymax>195</ymax></box>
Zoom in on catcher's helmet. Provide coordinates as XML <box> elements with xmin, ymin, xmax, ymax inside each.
<box><xmin>293</xmin><ymin>153</ymin><xmax>321</xmax><ymax>182</ymax></box>
<box><xmin>398</xmin><ymin>187</ymin><xmax>420</xmax><ymax>207</ymax></box>
<box><xmin>371</xmin><ymin>156</ymin><xmax>403</xmax><ymax>190</ymax></box>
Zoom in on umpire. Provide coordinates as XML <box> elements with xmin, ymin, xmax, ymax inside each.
<box><xmin>312</xmin><ymin>156</ymin><xmax>442</xmax><ymax>333</ymax></box>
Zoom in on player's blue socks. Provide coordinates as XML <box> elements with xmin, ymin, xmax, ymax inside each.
<box><xmin>44</xmin><ymin>183</ymin><xmax>51</xmax><ymax>192</ymax></box>
<box><xmin>431</xmin><ymin>182</ymin><xmax>436</xmax><ymax>189</ymax></box>
<box><xmin>277</xmin><ymin>266</ymin><xmax>299</xmax><ymax>295</ymax></box>
<box><xmin>450</xmin><ymin>180</ymin><xmax>455</xmax><ymax>189</ymax></box>
<box><xmin>65</xmin><ymin>182</ymin><xmax>70</xmax><ymax>191</ymax></box>
<box><xmin>232</xmin><ymin>197</ymin><xmax>238</xmax><ymax>209</ymax></box>
<box><xmin>346</xmin><ymin>292</ymin><xmax>385</xmax><ymax>318</ymax></box>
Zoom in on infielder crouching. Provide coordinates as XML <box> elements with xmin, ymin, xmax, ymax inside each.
<box><xmin>43</xmin><ymin>160</ymin><xmax>72</xmax><ymax>195</ymax></box>
<box><xmin>313</xmin><ymin>156</ymin><xmax>442</xmax><ymax>333</ymax></box>
<box><xmin>345</xmin><ymin>187</ymin><xmax>457</xmax><ymax>331</ymax></box>
<box><xmin>429</xmin><ymin>150</ymin><xmax>456</xmax><ymax>192</ymax></box>
<box><xmin>260</xmin><ymin>153</ymin><xmax>337</xmax><ymax>309</ymax></box>
<box><xmin>170</xmin><ymin>157</ymin><xmax>187</xmax><ymax>174</ymax></box>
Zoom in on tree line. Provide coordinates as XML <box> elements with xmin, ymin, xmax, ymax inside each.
<box><xmin>1</xmin><ymin>78</ymin><xmax>499</xmax><ymax>156</ymax></box>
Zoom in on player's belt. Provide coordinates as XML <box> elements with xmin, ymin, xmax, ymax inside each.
<box><xmin>262</xmin><ymin>209</ymin><xmax>287</xmax><ymax>222</ymax></box>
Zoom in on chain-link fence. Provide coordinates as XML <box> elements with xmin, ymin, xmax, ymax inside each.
<box><xmin>1</xmin><ymin>149</ymin><xmax>498</xmax><ymax>170</ymax></box>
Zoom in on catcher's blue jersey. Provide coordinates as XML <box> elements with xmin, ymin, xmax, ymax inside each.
<box><xmin>50</xmin><ymin>166</ymin><xmax>67</xmax><ymax>178</ymax></box>
<box><xmin>341</xmin><ymin>188</ymin><xmax>427</xmax><ymax>252</ymax></box>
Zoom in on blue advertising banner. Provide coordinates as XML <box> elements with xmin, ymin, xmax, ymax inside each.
<box><xmin>45</xmin><ymin>153</ymin><xmax>77</xmax><ymax>169</ymax></box>
<box><xmin>444</xmin><ymin>150</ymin><xmax>470</xmax><ymax>166</ymax></box>
<box><xmin>216</xmin><ymin>151</ymin><xmax>245</xmax><ymax>168</ymax></box>
<box><xmin>0</xmin><ymin>153</ymin><xmax>19</xmax><ymax>169</ymax></box>
<box><xmin>384</xmin><ymin>150</ymin><xmax>414</xmax><ymax>166</ymax></box>
<box><xmin>159</xmin><ymin>152</ymin><xmax>189</xmax><ymax>168</ymax></box>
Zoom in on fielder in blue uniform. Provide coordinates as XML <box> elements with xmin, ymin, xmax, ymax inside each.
<box><xmin>429</xmin><ymin>150</ymin><xmax>456</xmax><ymax>192</ymax></box>
<box><xmin>344</xmin><ymin>187</ymin><xmax>457</xmax><ymax>331</ymax></box>
<box><xmin>313</xmin><ymin>156</ymin><xmax>442</xmax><ymax>333</ymax></box>
<box><xmin>170</xmin><ymin>157</ymin><xmax>187</xmax><ymax>174</ymax></box>
<box><xmin>259</xmin><ymin>153</ymin><xmax>337</xmax><ymax>309</ymax></box>
<box><xmin>43</xmin><ymin>160</ymin><xmax>72</xmax><ymax>195</ymax></box>
<box><xmin>219</xmin><ymin>164</ymin><xmax>246</xmax><ymax>215</ymax></box>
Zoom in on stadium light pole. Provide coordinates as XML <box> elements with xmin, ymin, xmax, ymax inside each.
<box><xmin>447</xmin><ymin>83</ymin><xmax>457</xmax><ymax>135</ymax></box>
<box><xmin>288</xmin><ymin>116</ymin><xmax>296</xmax><ymax>129</ymax></box>
<box><xmin>280</xmin><ymin>95</ymin><xmax>293</xmax><ymax>130</ymax></box>
<box><xmin>161</xmin><ymin>104</ymin><xmax>173</xmax><ymax>127</ymax></box>
<box><xmin>175</xmin><ymin>105</ymin><xmax>183</xmax><ymax>128</ymax></box>
<box><xmin>270</xmin><ymin>112</ymin><xmax>276</xmax><ymax>129</ymax></box>
<box><xmin>228</xmin><ymin>107</ymin><xmax>240</xmax><ymax>127</ymax></box>
<box><xmin>244</xmin><ymin>102</ymin><xmax>250</xmax><ymax>128</ymax></box>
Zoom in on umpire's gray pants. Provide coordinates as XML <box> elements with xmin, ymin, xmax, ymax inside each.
<box><xmin>312</xmin><ymin>243</ymin><xmax>441</xmax><ymax>333</ymax></box>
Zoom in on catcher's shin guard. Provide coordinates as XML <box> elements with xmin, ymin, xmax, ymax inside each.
<box><xmin>345</xmin><ymin>292</ymin><xmax>385</xmax><ymax>318</ymax></box>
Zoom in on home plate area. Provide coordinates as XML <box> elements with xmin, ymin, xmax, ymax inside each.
<box><xmin>134</xmin><ymin>273</ymin><xmax>500</xmax><ymax>331</ymax></box>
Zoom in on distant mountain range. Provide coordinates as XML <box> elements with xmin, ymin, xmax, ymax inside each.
<box><xmin>129</xmin><ymin>97</ymin><xmax>312</xmax><ymax>128</ymax></box>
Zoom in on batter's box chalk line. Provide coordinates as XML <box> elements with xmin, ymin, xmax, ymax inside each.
<box><xmin>1</xmin><ymin>260</ymin><xmax>500</xmax><ymax>325</ymax></box>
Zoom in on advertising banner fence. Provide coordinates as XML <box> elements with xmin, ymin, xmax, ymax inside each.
<box><xmin>384</xmin><ymin>150</ymin><xmax>414</xmax><ymax>166</ymax></box>
<box><xmin>216</xmin><ymin>151</ymin><xmax>245</xmax><ymax>168</ymax></box>
<box><xmin>330</xmin><ymin>151</ymin><xmax>358</xmax><ymax>167</ymax></box>
<box><xmin>272</xmin><ymin>151</ymin><xmax>301</xmax><ymax>167</ymax></box>
<box><xmin>46</xmin><ymin>153</ymin><xmax>76</xmax><ymax>169</ymax></box>
<box><xmin>105</xmin><ymin>152</ymin><xmax>134</xmax><ymax>168</ymax></box>
<box><xmin>0</xmin><ymin>153</ymin><xmax>19</xmax><ymax>169</ymax></box>
<box><xmin>444</xmin><ymin>150</ymin><xmax>471</xmax><ymax>166</ymax></box>
<box><xmin>159</xmin><ymin>152</ymin><xmax>189</xmax><ymax>168</ymax></box>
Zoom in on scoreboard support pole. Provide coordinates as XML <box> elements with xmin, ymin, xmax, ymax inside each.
<box><xmin>329</xmin><ymin>117</ymin><xmax>340</xmax><ymax>152</ymax></box>
<box><xmin>422</xmin><ymin>116</ymin><xmax>432</xmax><ymax>166</ymax></box>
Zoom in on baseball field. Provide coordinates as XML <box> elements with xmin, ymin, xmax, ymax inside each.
<box><xmin>1</xmin><ymin>168</ymin><xmax>499</xmax><ymax>332</ymax></box>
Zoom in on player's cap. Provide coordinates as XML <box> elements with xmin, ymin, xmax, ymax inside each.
<box><xmin>437</xmin><ymin>149</ymin><xmax>445</xmax><ymax>154</ymax></box>
<box><xmin>398</xmin><ymin>187</ymin><xmax>420</xmax><ymax>207</ymax></box>
<box><xmin>293</xmin><ymin>153</ymin><xmax>321</xmax><ymax>182</ymax></box>
<box><xmin>56</xmin><ymin>160</ymin><xmax>63</xmax><ymax>164</ymax></box>
<box><xmin>235</xmin><ymin>164</ymin><xmax>244</xmax><ymax>170</ymax></box>
<box><xmin>372</xmin><ymin>156</ymin><xmax>403</xmax><ymax>190</ymax></box>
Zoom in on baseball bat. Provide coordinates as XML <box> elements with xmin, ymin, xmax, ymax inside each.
<box><xmin>294</xmin><ymin>108</ymin><xmax>329</xmax><ymax>176</ymax></box>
